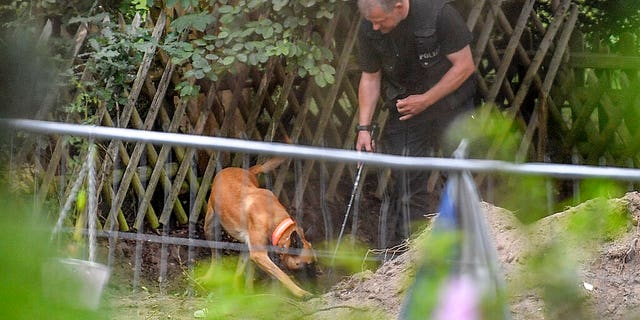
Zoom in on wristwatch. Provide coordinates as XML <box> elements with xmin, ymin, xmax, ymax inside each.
<box><xmin>355</xmin><ymin>124</ymin><xmax>375</xmax><ymax>132</ymax></box>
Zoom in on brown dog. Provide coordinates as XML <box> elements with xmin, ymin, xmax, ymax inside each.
<box><xmin>202</xmin><ymin>157</ymin><xmax>317</xmax><ymax>299</ymax></box>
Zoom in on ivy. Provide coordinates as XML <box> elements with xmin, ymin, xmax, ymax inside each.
<box><xmin>64</xmin><ymin>13</ymin><xmax>153</xmax><ymax>123</ymax></box>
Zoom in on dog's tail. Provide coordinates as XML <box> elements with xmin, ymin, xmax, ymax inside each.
<box><xmin>249</xmin><ymin>157</ymin><xmax>287</xmax><ymax>175</ymax></box>
<box><xmin>249</xmin><ymin>134</ymin><xmax>292</xmax><ymax>175</ymax></box>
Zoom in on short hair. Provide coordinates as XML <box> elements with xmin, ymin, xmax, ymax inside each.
<box><xmin>357</xmin><ymin>0</ymin><xmax>401</xmax><ymax>16</ymax></box>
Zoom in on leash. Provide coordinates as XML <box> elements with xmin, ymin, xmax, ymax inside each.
<box><xmin>332</xmin><ymin>124</ymin><xmax>378</xmax><ymax>264</ymax></box>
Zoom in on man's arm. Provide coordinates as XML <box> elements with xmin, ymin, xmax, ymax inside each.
<box><xmin>356</xmin><ymin>70</ymin><xmax>382</xmax><ymax>152</ymax></box>
<box><xmin>395</xmin><ymin>44</ymin><xmax>475</xmax><ymax>120</ymax></box>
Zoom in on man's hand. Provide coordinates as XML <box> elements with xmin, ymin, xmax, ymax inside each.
<box><xmin>395</xmin><ymin>45</ymin><xmax>476</xmax><ymax>121</ymax></box>
<box><xmin>355</xmin><ymin>130</ymin><xmax>375</xmax><ymax>152</ymax></box>
<box><xmin>396</xmin><ymin>93</ymin><xmax>429</xmax><ymax>121</ymax></box>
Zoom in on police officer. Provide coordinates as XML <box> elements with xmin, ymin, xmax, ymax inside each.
<box><xmin>355</xmin><ymin>0</ymin><xmax>476</xmax><ymax>247</ymax></box>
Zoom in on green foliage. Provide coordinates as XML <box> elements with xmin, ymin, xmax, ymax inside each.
<box><xmin>525</xmin><ymin>243</ymin><xmax>594</xmax><ymax>319</ymax></box>
<box><xmin>402</xmin><ymin>232</ymin><xmax>460</xmax><ymax>319</ymax></box>
<box><xmin>165</xmin><ymin>0</ymin><xmax>199</xmax><ymax>10</ymax></box>
<box><xmin>64</xmin><ymin>13</ymin><xmax>153</xmax><ymax>124</ymax></box>
<box><xmin>321</xmin><ymin>235</ymin><xmax>378</xmax><ymax>274</ymax></box>
<box><xmin>515</xmin><ymin>180</ymin><xmax>630</xmax><ymax>319</ymax></box>
<box><xmin>531</xmin><ymin>0</ymin><xmax>640</xmax><ymax>50</ymax></box>
<box><xmin>0</xmin><ymin>189</ymin><xmax>111</xmax><ymax>319</ymax></box>
<box><xmin>444</xmin><ymin>103</ymin><xmax>524</xmax><ymax>161</ymax></box>
<box><xmin>564</xmin><ymin>180</ymin><xmax>629</xmax><ymax>242</ymax></box>
<box><xmin>497</xmin><ymin>174</ymin><xmax>549</xmax><ymax>224</ymax></box>
<box><xmin>119</xmin><ymin>0</ymin><xmax>152</xmax><ymax>19</ymax></box>
<box><xmin>194</xmin><ymin>257</ymin><xmax>302</xmax><ymax>319</ymax></box>
<box><xmin>161</xmin><ymin>0</ymin><xmax>347</xmax><ymax>96</ymax></box>
<box><xmin>573</xmin><ymin>0</ymin><xmax>640</xmax><ymax>42</ymax></box>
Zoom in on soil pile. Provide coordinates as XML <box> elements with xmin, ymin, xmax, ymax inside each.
<box><xmin>302</xmin><ymin>192</ymin><xmax>640</xmax><ymax>319</ymax></box>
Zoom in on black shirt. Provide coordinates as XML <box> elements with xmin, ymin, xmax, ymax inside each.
<box><xmin>358</xmin><ymin>1</ymin><xmax>473</xmax><ymax>101</ymax></box>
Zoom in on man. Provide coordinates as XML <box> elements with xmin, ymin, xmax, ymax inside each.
<box><xmin>355</xmin><ymin>0</ymin><xmax>476</xmax><ymax>247</ymax></box>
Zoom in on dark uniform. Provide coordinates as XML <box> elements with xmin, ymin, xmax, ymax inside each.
<box><xmin>358</xmin><ymin>0</ymin><xmax>476</xmax><ymax>247</ymax></box>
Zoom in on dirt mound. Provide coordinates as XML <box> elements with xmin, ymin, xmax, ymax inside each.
<box><xmin>302</xmin><ymin>192</ymin><xmax>640</xmax><ymax>319</ymax></box>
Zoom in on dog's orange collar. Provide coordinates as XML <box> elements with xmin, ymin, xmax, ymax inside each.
<box><xmin>271</xmin><ymin>217</ymin><xmax>295</xmax><ymax>246</ymax></box>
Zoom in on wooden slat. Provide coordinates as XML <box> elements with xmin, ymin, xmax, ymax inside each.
<box><xmin>189</xmin><ymin>139</ymin><xmax>220</xmax><ymax>224</ymax></box>
<box><xmin>472</xmin><ymin>0</ymin><xmax>500</xmax><ymax>67</ymax></box>
<box><xmin>108</xmin><ymin>56</ymin><xmax>182</xmax><ymax>229</ymax></box>
<box><xmin>246</xmin><ymin>58</ymin><xmax>277</xmax><ymax>141</ymax></box>
<box><xmin>569</xmin><ymin>53</ymin><xmax>640</xmax><ymax>69</ymax></box>
<box><xmin>101</xmin><ymin>111</ymin><xmax>157</xmax><ymax>230</ymax></box>
<box><xmin>37</xmin><ymin>136</ymin><xmax>65</xmax><ymax>206</ymax></box>
<box><xmin>517</xmin><ymin>4</ymin><xmax>579</xmax><ymax>160</ymax></box>
<box><xmin>289</xmin><ymin>14</ymin><xmax>361</xmax><ymax>205</ymax></box>
<box><xmin>98</xmin><ymin>12</ymin><xmax>166</xmax><ymax>228</ymax></box>
<box><xmin>509</xmin><ymin>0</ymin><xmax>570</xmax><ymax>118</ymax></box>
<box><xmin>132</xmin><ymin>98</ymin><xmax>188</xmax><ymax>229</ymax></box>
<box><xmin>466</xmin><ymin>0</ymin><xmax>487</xmax><ymax>31</ymax></box>
<box><xmin>219</xmin><ymin>69</ymin><xmax>250</xmax><ymax>137</ymax></box>
<box><xmin>159</xmin><ymin>111</ymin><xmax>208</xmax><ymax>225</ymax></box>
<box><xmin>487</xmin><ymin>0</ymin><xmax>536</xmax><ymax>103</ymax></box>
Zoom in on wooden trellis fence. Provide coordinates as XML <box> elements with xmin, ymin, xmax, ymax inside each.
<box><xmin>21</xmin><ymin>0</ymin><xmax>629</xmax><ymax>238</ymax></box>
<box><xmin>555</xmin><ymin>31</ymin><xmax>640</xmax><ymax>168</ymax></box>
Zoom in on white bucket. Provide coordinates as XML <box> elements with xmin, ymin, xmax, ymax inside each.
<box><xmin>42</xmin><ymin>258</ymin><xmax>111</xmax><ymax>310</ymax></box>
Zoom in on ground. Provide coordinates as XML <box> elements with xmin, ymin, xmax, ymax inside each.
<box><xmin>103</xmin><ymin>191</ymin><xmax>640</xmax><ymax>319</ymax></box>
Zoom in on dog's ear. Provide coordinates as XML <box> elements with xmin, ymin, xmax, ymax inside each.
<box><xmin>290</xmin><ymin>231</ymin><xmax>302</xmax><ymax>249</ymax></box>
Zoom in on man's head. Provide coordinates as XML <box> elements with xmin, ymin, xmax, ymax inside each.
<box><xmin>357</xmin><ymin>0</ymin><xmax>409</xmax><ymax>34</ymax></box>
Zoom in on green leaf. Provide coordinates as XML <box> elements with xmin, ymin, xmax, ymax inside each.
<box><xmin>231</xmin><ymin>43</ymin><xmax>244</xmax><ymax>52</ymax></box>
<box><xmin>99</xmin><ymin>49</ymin><xmax>120</xmax><ymax>58</ymax></box>
<box><xmin>171</xmin><ymin>13</ymin><xmax>216</xmax><ymax>32</ymax></box>
<box><xmin>298</xmin><ymin>68</ymin><xmax>308</xmax><ymax>78</ymax></box>
<box><xmin>192</xmin><ymin>55</ymin><xmax>210</xmax><ymax>69</ymax></box>
<box><xmin>193</xmin><ymin>39</ymin><xmax>206</xmax><ymax>47</ymax></box>
<box><xmin>258</xmin><ymin>52</ymin><xmax>269</xmax><ymax>63</ymax></box>
<box><xmin>283</xmin><ymin>16</ymin><xmax>299</xmax><ymax>28</ymax></box>
<box><xmin>218</xmin><ymin>5</ymin><xmax>234</xmax><ymax>14</ymax></box>
<box><xmin>323</xmin><ymin>70</ymin><xmax>335</xmax><ymax>85</ymax></box>
<box><xmin>221</xmin><ymin>56</ymin><xmax>235</xmax><ymax>65</ymax></box>
<box><xmin>273</xmin><ymin>0</ymin><xmax>289</xmax><ymax>11</ymax></box>
<box><xmin>220</xmin><ymin>13</ymin><xmax>235</xmax><ymax>24</ymax></box>
<box><xmin>314</xmin><ymin>74</ymin><xmax>327</xmax><ymax>87</ymax></box>
<box><xmin>184</xmin><ymin>69</ymin><xmax>196</xmax><ymax>78</ymax></box>
<box><xmin>263</xmin><ymin>26</ymin><xmax>274</xmax><ymax>39</ymax></box>
<box><xmin>247</xmin><ymin>0</ymin><xmax>264</xmax><ymax>9</ymax></box>
<box><xmin>180</xmin><ymin>0</ymin><xmax>190</xmax><ymax>8</ymax></box>
<box><xmin>316</xmin><ymin>8</ymin><xmax>334</xmax><ymax>19</ymax></box>
<box><xmin>248</xmin><ymin>53</ymin><xmax>258</xmax><ymax>65</ymax></box>
<box><xmin>300</xmin><ymin>0</ymin><xmax>317</xmax><ymax>7</ymax></box>
<box><xmin>320</xmin><ymin>63</ymin><xmax>335</xmax><ymax>74</ymax></box>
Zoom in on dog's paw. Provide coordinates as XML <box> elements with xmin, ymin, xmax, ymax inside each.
<box><xmin>299</xmin><ymin>290</ymin><xmax>315</xmax><ymax>301</ymax></box>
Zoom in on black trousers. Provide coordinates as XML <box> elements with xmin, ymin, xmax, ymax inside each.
<box><xmin>378</xmin><ymin>98</ymin><xmax>474</xmax><ymax>248</ymax></box>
